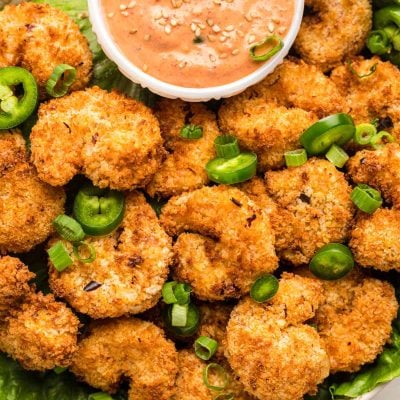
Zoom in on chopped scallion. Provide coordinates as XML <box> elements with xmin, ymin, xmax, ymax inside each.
<box><xmin>53</xmin><ymin>214</ymin><xmax>85</xmax><ymax>242</ymax></box>
<box><xmin>73</xmin><ymin>242</ymin><xmax>96</xmax><ymax>263</ymax></box>
<box><xmin>370</xmin><ymin>131</ymin><xmax>395</xmax><ymax>149</ymax></box>
<box><xmin>284</xmin><ymin>149</ymin><xmax>307</xmax><ymax>167</ymax></box>
<box><xmin>180</xmin><ymin>124</ymin><xmax>203</xmax><ymax>139</ymax></box>
<box><xmin>88</xmin><ymin>393</ymin><xmax>113</xmax><ymax>400</ymax></box>
<box><xmin>171</xmin><ymin>303</ymin><xmax>188</xmax><ymax>327</ymax></box>
<box><xmin>162</xmin><ymin>281</ymin><xmax>178</xmax><ymax>304</ymax></box>
<box><xmin>354</xmin><ymin>123</ymin><xmax>377</xmax><ymax>145</ymax></box>
<box><xmin>214</xmin><ymin>135</ymin><xmax>240</xmax><ymax>159</ymax></box>
<box><xmin>350</xmin><ymin>184</ymin><xmax>383</xmax><ymax>214</ymax></box>
<box><xmin>46</xmin><ymin>64</ymin><xmax>77</xmax><ymax>98</ymax></box>
<box><xmin>202</xmin><ymin>363</ymin><xmax>228</xmax><ymax>391</ymax></box>
<box><xmin>48</xmin><ymin>241</ymin><xmax>73</xmax><ymax>272</ymax></box>
<box><xmin>195</xmin><ymin>336</ymin><xmax>219</xmax><ymax>361</ymax></box>
<box><xmin>325</xmin><ymin>144</ymin><xmax>349</xmax><ymax>168</ymax></box>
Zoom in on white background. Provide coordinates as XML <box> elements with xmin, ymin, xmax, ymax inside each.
<box><xmin>375</xmin><ymin>379</ymin><xmax>399</xmax><ymax>399</ymax></box>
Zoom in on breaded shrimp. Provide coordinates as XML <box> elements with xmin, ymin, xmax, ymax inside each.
<box><xmin>347</xmin><ymin>143</ymin><xmax>400</xmax><ymax>208</ymax></box>
<box><xmin>350</xmin><ymin>208</ymin><xmax>400</xmax><ymax>272</ymax></box>
<box><xmin>49</xmin><ymin>191</ymin><xmax>173</xmax><ymax>319</ymax></box>
<box><xmin>30</xmin><ymin>87</ymin><xmax>164</xmax><ymax>190</ymax></box>
<box><xmin>0</xmin><ymin>2</ymin><xmax>92</xmax><ymax>97</ymax></box>
<box><xmin>146</xmin><ymin>100</ymin><xmax>219</xmax><ymax>197</ymax></box>
<box><xmin>314</xmin><ymin>270</ymin><xmax>398</xmax><ymax>373</ymax></box>
<box><xmin>160</xmin><ymin>186</ymin><xmax>278</xmax><ymax>301</ymax></box>
<box><xmin>265</xmin><ymin>159</ymin><xmax>355</xmax><ymax>265</ymax></box>
<box><xmin>0</xmin><ymin>131</ymin><xmax>65</xmax><ymax>254</ymax></box>
<box><xmin>294</xmin><ymin>0</ymin><xmax>372</xmax><ymax>71</ymax></box>
<box><xmin>218</xmin><ymin>59</ymin><xmax>345</xmax><ymax>170</ymax></box>
<box><xmin>226</xmin><ymin>273</ymin><xmax>330</xmax><ymax>400</ymax></box>
<box><xmin>0</xmin><ymin>291</ymin><xmax>79</xmax><ymax>371</ymax></box>
<box><xmin>0</xmin><ymin>256</ymin><xmax>33</xmax><ymax>316</ymax></box>
<box><xmin>70</xmin><ymin>317</ymin><xmax>178</xmax><ymax>400</ymax></box>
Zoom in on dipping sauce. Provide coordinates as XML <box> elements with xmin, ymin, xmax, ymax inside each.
<box><xmin>101</xmin><ymin>0</ymin><xmax>295</xmax><ymax>88</ymax></box>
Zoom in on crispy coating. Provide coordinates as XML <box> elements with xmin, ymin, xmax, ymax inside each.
<box><xmin>0</xmin><ymin>131</ymin><xmax>65</xmax><ymax>254</ymax></box>
<box><xmin>350</xmin><ymin>208</ymin><xmax>400</xmax><ymax>272</ymax></box>
<box><xmin>294</xmin><ymin>0</ymin><xmax>372</xmax><ymax>71</ymax></box>
<box><xmin>174</xmin><ymin>350</ymin><xmax>254</xmax><ymax>400</ymax></box>
<box><xmin>0</xmin><ymin>2</ymin><xmax>92</xmax><ymax>97</ymax></box>
<box><xmin>265</xmin><ymin>159</ymin><xmax>355</xmax><ymax>265</ymax></box>
<box><xmin>30</xmin><ymin>87</ymin><xmax>164</xmax><ymax>190</ymax></box>
<box><xmin>160</xmin><ymin>186</ymin><xmax>278</xmax><ymax>300</ymax></box>
<box><xmin>314</xmin><ymin>270</ymin><xmax>398</xmax><ymax>373</ymax></box>
<box><xmin>70</xmin><ymin>317</ymin><xmax>178</xmax><ymax>400</ymax></box>
<box><xmin>218</xmin><ymin>59</ymin><xmax>345</xmax><ymax>170</ymax></box>
<box><xmin>0</xmin><ymin>291</ymin><xmax>79</xmax><ymax>371</ymax></box>
<box><xmin>226</xmin><ymin>273</ymin><xmax>330</xmax><ymax>400</ymax></box>
<box><xmin>146</xmin><ymin>100</ymin><xmax>218</xmax><ymax>197</ymax></box>
<box><xmin>49</xmin><ymin>192</ymin><xmax>173</xmax><ymax>319</ymax></box>
<box><xmin>347</xmin><ymin>143</ymin><xmax>400</xmax><ymax>208</ymax></box>
<box><xmin>0</xmin><ymin>256</ymin><xmax>33</xmax><ymax>316</ymax></box>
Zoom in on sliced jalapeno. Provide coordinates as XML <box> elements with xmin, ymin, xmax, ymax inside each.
<box><xmin>0</xmin><ymin>67</ymin><xmax>38</xmax><ymax>129</ymax></box>
<box><xmin>300</xmin><ymin>114</ymin><xmax>355</xmax><ymax>155</ymax></box>
<box><xmin>73</xmin><ymin>184</ymin><xmax>125</xmax><ymax>236</ymax></box>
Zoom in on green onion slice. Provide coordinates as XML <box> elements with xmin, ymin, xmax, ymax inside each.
<box><xmin>214</xmin><ymin>394</ymin><xmax>234</xmax><ymax>400</ymax></box>
<box><xmin>350</xmin><ymin>184</ymin><xmax>383</xmax><ymax>214</ymax></box>
<box><xmin>48</xmin><ymin>241</ymin><xmax>73</xmax><ymax>272</ymax></box>
<box><xmin>370</xmin><ymin>131</ymin><xmax>395</xmax><ymax>149</ymax></box>
<box><xmin>162</xmin><ymin>281</ymin><xmax>178</xmax><ymax>304</ymax></box>
<box><xmin>300</xmin><ymin>113</ymin><xmax>355</xmax><ymax>155</ymax></box>
<box><xmin>284</xmin><ymin>149</ymin><xmax>308</xmax><ymax>167</ymax></box>
<box><xmin>214</xmin><ymin>135</ymin><xmax>240</xmax><ymax>159</ymax></box>
<box><xmin>171</xmin><ymin>303</ymin><xmax>189</xmax><ymax>327</ymax></box>
<box><xmin>347</xmin><ymin>60</ymin><xmax>378</xmax><ymax>78</ymax></box>
<box><xmin>367</xmin><ymin>29</ymin><xmax>391</xmax><ymax>55</ymax></box>
<box><xmin>249</xmin><ymin>35</ymin><xmax>283</xmax><ymax>62</ymax></box>
<box><xmin>309</xmin><ymin>243</ymin><xmax>354</xmax><ymax>281</ymax></box>
<box><xmin>88</xmin><ymin>393</ymin><xmax>113</xmax><ymax>400</ymax></box>
<box><xmin>206</xmin><ymin>152</ymin><xmax>257</xmax><ymax>185</ymax></box>
<box><xmin>354</xmin><ymin>123</ymin><xmax>377</xmax><ymax>145</ymax></box>
<box><xmin>174</xmin><ymin>283</ymin><xmax>192</xmax><ymax>305</ymax></box>
<box><xmin>53</xmin><ymin>366</ymin><xmax>67</xmax><ymax>374</ymax></box>
<box><xmin>202</xmin><ymin>363</ymin><xmax>228</xmax><ymax>391</ymax></box>
<box><xmin>53</xmin><ymin>214</ymin><xmax>85</xmax><ymax>242</ymax></box>
<box><xmin>46</xmin><ymin>64</ymin><xmax>77</xmax><ymax>98</ymax></box>
<box><xmin>250</xmin><ymin>275</ymin><xmax>279</xmax><ymax>303</ymax></box>
<box><xmin>325</xmin><ymin>145</ymin><xmax>349</xmax><ymax>168</ymax></box>
<box><xmin>195</xmin><ymin>336</ymin><xmax>219</xmax><ymax>361</ymax></box>
<box><xmin>165</xmin><ymin>303</ymin><xmax>200</xmax><ymax>337</ymax></box>
<box><xmin>73</xmin><ymin>242</ymin><xmax>96</xmax><ymax>264</ymax></box>
<box><xmin>180</xmin><ymin>124</ymin><xmax>203</xmax><ymax>139</ymax></box>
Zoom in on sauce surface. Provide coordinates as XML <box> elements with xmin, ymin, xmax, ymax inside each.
<box><xmin>102</xmin><ymin>0</ymin><xmax>295</xmax><ymax>88</ymax></box>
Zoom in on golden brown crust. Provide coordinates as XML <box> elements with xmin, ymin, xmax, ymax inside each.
<box><xmin>0</xmin><ymin>2</ymin><xmax>92</xmax><ymax>97</ymax></box>
<box><xmin>49</xmin><ymin>192</ymin><xmax>173</xmax><ymax>319</ymax></box>
<box><xmin>226</xmin><ymin>273</ymin><xmax>330</xmax><ymax>400</ymax></box>
<box><xmin>30</xmin><ymin>87</ymin><xmax>164</xmax><ymax>190</ymax></box>
<box><xmin>0</xmin><ymin>131</ymin><xmax>65</xmax><ymax>254</ymax></box>
<box><xmin>294</xmin><ymin>0</ymin><xmax>372</xmax><ymax>71</ymax></box>
<box><xmin>0</xmin><ymin>292</ymin><xmax>79</xmax><ymax>371</ymax></box>
<box><xmin>147</xmin><ymin>100</ymin><xmax>219</xmax><ymax>197</ymax></box>
<box><xmin>265</xmin><ymin>159</ymin><xmax>355</xmax><ymax>265</ymax></box>
<box><xmin>160</xmin><ymin>186</ymin><xmax>278</xmax><ymax>300</ymax></box>
<box><xmin>70</xmin><ymin>318</ymin><xmax>178</xmax><ymax>400</ymax></box>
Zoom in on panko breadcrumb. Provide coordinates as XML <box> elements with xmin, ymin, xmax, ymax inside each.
<box><xmin>265</xmin><ymin>159</ymin><xmax>355</xmax><ymax>265</ymax></box>
<box><xmin>0</xmin><ymin>131</ymin><xmax>65</xmax><ymax>254</ymax></box>
<box><xmin>347</xmin><ymin>143</ymin><xmax>400</xmax><ymax>208</ymax></box>
<box><xmin>160</xmin><ymin>186</ymin><xmax>278</xmax><ymax>300</ymax></box>
<box><xmin>0</xmin><ymin>2</ymin><xmax>92</xmax><ymax>97</ymax></box>
<box><xmin>0</xmin><ymin>291</ymin><xmax>79</xmax><ymax>371</ymax></box>
<box><xmin>70</xmin><ymin>318</ymin><xmax>178</xmax><ymax>400</ymax></box>
<box><xmin>350</xmin><ymin>208</ymin><xmax>400</xmax><ymax>272</ymax></box>
<box><xmin>0</xmin><ymin>256</ymin><xmax>33</xmax><ymax>316</ymax></box>
<box><xmin>294</xmin><ymin>0</ymin><xmax>372</xmax><ymax>71</ymax></box>
<box><xmin>226</xmin><ymin>273</ymin><xmax>330</xmax><ymax>400</ymax></box>
<box><xmin>49</xmin><ymin>191</ymin><xmax>173</xmax><ymax>319</ymax></box>
<box><xmin>146</xmin><ymin>100</ymin><xmax>218</xmax><ymax>197</ymax></box>
<box><xmin>30</xmin><ymin>87</ymin><xmax>164</xmax><ymax>190</ymax></box>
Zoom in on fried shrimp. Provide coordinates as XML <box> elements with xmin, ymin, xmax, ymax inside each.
<box><xmin>70</xmin><ymin>317</ymin><xmax>178</xmax><ymax>400</ymax></box>
<box><xmin>313</xmin><ymin>270</ymin><xmax>398</xmax><ymax>373</ymax></box>
<box><xmin>146</xmin><ymin>100</ymin><xmax>218</xmax><ymax>197</ymax></box>
<box><xmin>347</xmin><ymin>143</ymin><xmax>400</xmax><ymax>208</ymax></box>
<box><xmin>0</xmin><ymin>291</ymin><xmax>79</xmax><ymax>371</ymax></box>
<box><xmin>0</xmin><ymin>131</ymin><xmax>65</xmax><ymax>254</ymax></box>
<box><xmin>294</xmin><ymin>0</ymin><xmax>372</xmax><ymax>71</ymax></box>
<box><xmin>160</xmin><ymin>186</ymin><xmax>278</xmax><ymax>301</ymax></box>
<box><xmin>218</xmin><ymin>59</ymin><xmax>344</xmax><ymax>170</ymax></box>
<box><xmin>49</xmin><ymin>191</ymin><xmax>173</xmax><ymax>319</ymax></box>
<box><xmin>0</xmin><ymin>256</ymin><xmax>33</xmax><ymax>316</ymax></box>
<box><xmin>350</xmin><ymin>208</ymin><xmax>400</xmax><ymax>272</ymax></box>
<box><xmin>0</xmin><ymin>2</ymin><xmax>92</xmax><ymax>96</ymax></box>
<box><xmin>30</xmin><ymin>87</ymin><xmax>164</xmax><ymax>190</ymax></box>
<box><xmin>265</xmin><ymin>159</ymin><xmax>355</xmax><ymax>265</ymax></box>
<box><xmin>226</xmin><ymin>273</ymin><xmax>330</xmax><ymax>400</ymax></box>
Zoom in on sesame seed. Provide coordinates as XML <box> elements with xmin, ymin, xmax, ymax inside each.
<box><xmin>162</xmin><ymin>9</ymin><xmax>168</xmax><ymax>18</ymax></box>
<box><xmin>159</xmin><ymin>19</ymin><xmax>167</xmax><ymax>26</ymax></box>
<box><xmin>207</xmin><ymin>34</ymin><xmax>217</xmax><ymax>42</ymax></box>
<box><xmin>248</xmin><ymin>34</ymin><xmax>256</xmax><ymax>44</ymax></box>
<box><xmin>128</xmin><ymin>1</ymin><xmax>136</xmax><ymax>8</ymax></box>
<box><xmin>179</xmin><ymin>61</ymin><xmax>187</xmax><ymax>68</ymax></box>
<box><xmin>212</xmin><ymin>25</ymin><xmax>221</xmax><ymax>33</ymax></box>
<box><xmin>165</xmin><ymin>25</ymin><xmax>172</xmax><ymax>34</ymax></box>
<box><xmin>268</xmin><ymin>22</ymin><xmax>275</xmax><ymax>32</ymax></box>
<box><xmin>121</xmin><ymin>10</ymin><xmax>129</xmax><ymax>17</ymax></box>
<box><xmin>107</xmin><ymin>12</ymin><xmax>114</xmax><ymax>18</ymax></box>
<box><xmin>129</xmin><ymin>28</ymin><xmax>138</xmax><ymax>34</ymax></box>
<box><xmin>154</xmin><ymin>10</ymin><xmax>162</xmax><ymax>20</ymax></box>
<box><xmin>170</xmin><ymin>18</ymin><xmax>178</xmax><ymax>26</ymax></box>
<box><xmin>191</xmin><ymin>23</ymin><xmax>197</xmax><ymax>32</ymax></box>
<box><xmin>225</xmin><ymin>25</ymin><xmax>234</xmax><ymax>32</ymax></box>
<box><xmin>232</xmin><ymin>49</ymin><xmax>239</xmax><ymax>55</ymax></box>
<box><xmin>120</xmin><ymin>4</ymin><xmax>127</xmax><ymax>11</ymax></box>
<box><xmin>219</xmin><ymin>35</ymin><xmax>227</xmax><ymax>42</ymax></box>
<box><xmin>143</xmin><ymin>64</ymin><xmax>148</xmax><ymax>72</ymax></box>
<box><xmin>219</xmin><ymin>53</ymin><xmax>228</xmax><ymax>59</ymax></box>
<box><xmin>245</xmin><ymin>13</ymin><xmax>252</xmax><ymax>22</ymax></box>
<box><xmin>206</xmin><ymin>18</ymin><xmax>214</xmax><ymax>26</ymax></box>
<box><xmin>144</xmin><ymin>34</ymin><xmax>151</xmax><ymax>41</ymax></box>
<box><xmin>195</xmin><ymin>27</ymin><xmax>201</xmax><ymax>37</ymax></box>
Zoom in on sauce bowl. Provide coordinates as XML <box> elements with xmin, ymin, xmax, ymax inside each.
<box><xmin>89</xmin><ymin>0</ymin><xmax>304</xmax><ymax>102</ymax></box>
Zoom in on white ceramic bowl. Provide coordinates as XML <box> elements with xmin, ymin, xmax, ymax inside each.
<box><xmin>89</xmin><ymin>0</ymin><xmax>304</xmax><ymax>101</ymax></box>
